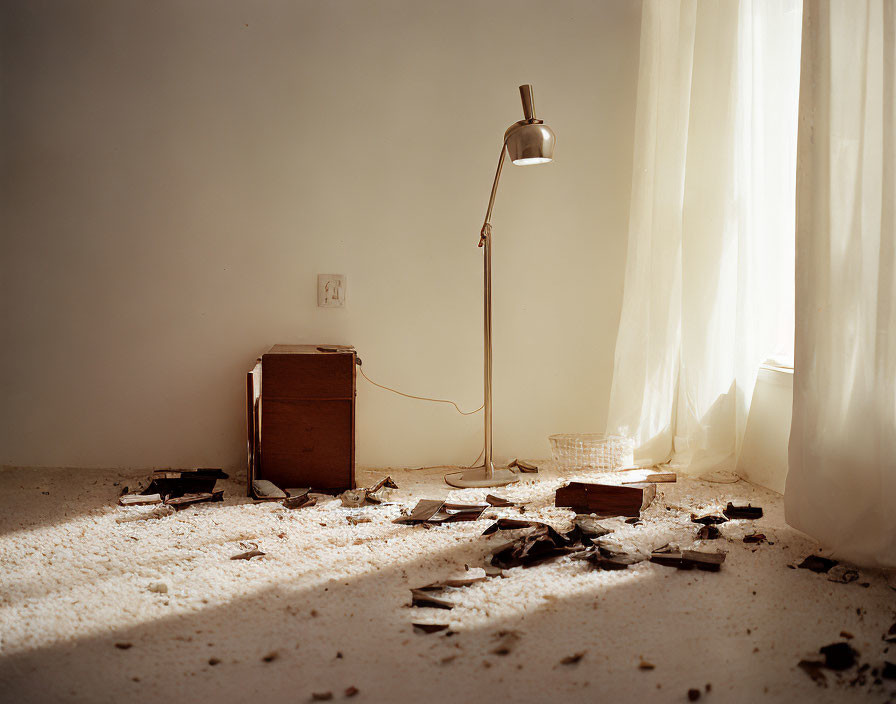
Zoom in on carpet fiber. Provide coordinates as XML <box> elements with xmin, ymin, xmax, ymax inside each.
<box><xmin>1</xmin><ymin>464</ymin><xmax>894</xmax><ymax>703</ymax></box>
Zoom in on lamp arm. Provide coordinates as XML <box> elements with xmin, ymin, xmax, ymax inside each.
<box><xmin>478</xmin><ymin>142</ymin><xmax>508</xmax><ymax>247</ymax></box>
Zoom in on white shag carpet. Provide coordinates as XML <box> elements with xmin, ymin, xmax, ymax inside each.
<box><xmin>0</xmin><ymin>464</ymin><xmax>894</xmax><ymax>704</ymax></box>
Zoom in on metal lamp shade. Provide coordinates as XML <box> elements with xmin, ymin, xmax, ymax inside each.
<box><xmin>504</xmin><ymin>122</ymin><xmax>555</xmax><ymax>165</ymax></box>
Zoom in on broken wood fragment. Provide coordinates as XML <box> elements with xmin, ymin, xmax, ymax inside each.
<box><xmin>395</xmin><ymin>500</ymin><xmax>488</xmax><ymax>525</ymax></box>
<box><xmin>165</xmin><ymin>490</ymin><xmax>224</xmax><ymax>507</ymax></box>
<box><xmin>231</xmin><ymin>544</ymin><xmax>265</xmax><ymax>561</ymax></box>
<box><xmin>690</xmin><ymin>513</ymin><xmax>728</xmax><ymax>525</ymax></box>
<box><xmin>650</xmin><ymin>551</ymin><xmax>685</xmax><ymax>568</ymax></box>
<box><xmin>555</xmin><ymin>481</ymin><xmax>656</xmax><ymax>517</ymax></box>
<box><xmin>681</xmin><ymin>550</ymin><xmax>726</xmax><ymax>572</ymax></box>
<box><xmin>572</xmin><ymin>516</ymin><xmax>613</xmax><ymax>540</ymax></box>
<box><xmin>581</xmin><ymin>549</ymin><xmax>644</xmax><ymax>570</ymax></box>
<box><xmin>819</xmin><ymin>642</ymin><xmax>857</xmax><ymax>670</ymax></box>
<box><xmin>798</xmin><ymin>555</ymin><xmax>838</xmax><ymax>573</ymax></box>
<box><xmin>252</xmin><ymin>479</ymin><xmax>286</xmax><ymax>500</ymax></box>
<box><xmin>410</xmin><ymin>589</ymin><xmax>454</xmax><ymax>610</ymax></box>
<box><xmin>697</xmin><ymin>525</ymin><xmax>722</xmax><ymax>540</ymax></box>
<box><xmin>436</xmin><ymin>567</ymin><xmax>487</xmax><ymax>587</ymax></box>
<box><xmin>283</xmin><ymin>491</ymin><xmax>316</xmax><ymax>509</ymax></box>
<box><xmin>413</xmin><ymin>623</ymin><xmax>449</xmax><ymax>634</ymax></box>
<box><xmin>485</xmin><ymin>494</ymin><xmax>514</xmax><ymax>507</ymax></box>
<box><xmin>119</xmin><ymin>493</ymin><xmax>162</xmax><ymax>506</ymax></box>
<box><xmin>560</xmin><ymin>652</ymin><xmax>585</xmax><ymax>665</ymax></box>
<box><xmin>483</xmin><ymin>564</ymin><xmax>504</xmax><ymax>578</ymax></box>
<box><xmin>827</xmin><ymin>566</ymin><xmax>859</xmax><ymax>584</ymax></box>
<box><xmin>508</xmin><ymin>459</ymin><xmax>538</xmax><ymax>473</ymax></box>
<box><xmin>482</xmin><ymin>518</ymin><xmax>544</xmax><ymax>534</ymax></box>
<box><xmin>743</xmin><ymin>532</ymin><xmax>767</xmax><ymax>544</ymax></box>
<box><xmin>723</xmin><ymin>503</ymin><xmax>763</xmax><ymax>520</ymax></box>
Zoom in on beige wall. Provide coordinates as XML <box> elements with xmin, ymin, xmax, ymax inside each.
<box><xmin>1</xmin><ymin>0</ymin><xmax>641</xmax><ymax>470</ymax></box>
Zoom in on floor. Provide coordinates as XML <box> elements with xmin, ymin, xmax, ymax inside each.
<box><xmin>0</xmin><ymin>463</ymin><xmax>893</xmax><ymax>704</ymax></box>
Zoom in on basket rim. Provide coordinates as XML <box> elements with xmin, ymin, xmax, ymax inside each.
<box><xmin>548</xmin><ymin>433</ymin><xmax>629</xmax><ymax>442</ymax></box>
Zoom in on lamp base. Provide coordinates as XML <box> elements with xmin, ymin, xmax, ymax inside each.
<box><xmin>444</xmin><ymin>465</ymin><xmax>519</xmax><ymax>488</ymax></box>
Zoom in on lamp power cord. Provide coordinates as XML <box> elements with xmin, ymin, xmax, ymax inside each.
<box><xmin>356</xmin><ymin>365</ymin><xmax>485</xmax><ymax>469</ymax></box>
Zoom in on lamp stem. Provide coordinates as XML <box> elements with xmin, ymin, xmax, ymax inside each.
<box><xmin>479</xmin><ymin>145</ymin><xmax>506</xmax><ymax>478</ymax></box>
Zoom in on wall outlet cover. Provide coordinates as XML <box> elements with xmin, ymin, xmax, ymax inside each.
<box><xmin>318</xmin><ymin>274</ymin><xmax>346</xmax><ymax>307</ymax></box>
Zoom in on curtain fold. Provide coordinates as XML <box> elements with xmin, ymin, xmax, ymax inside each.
<box><xmin>608</xmin><ymin>0</ymin><xmax>802</xmax><ymax>476</ymax></box>
<box><xmin>785</xmin><ymin>0</ymin><xmax>896</xmax><ymax>568</ymax></box>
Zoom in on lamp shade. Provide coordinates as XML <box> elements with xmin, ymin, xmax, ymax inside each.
<box><xmin>504</xmin><ymin>122</ymin><xmax>555</xmax><ymax>165</ymax></box>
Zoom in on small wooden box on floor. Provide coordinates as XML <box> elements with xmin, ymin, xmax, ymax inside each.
<box><xmin>247</xmin><ymin>345</ymin><xmax>357</xmax><ymax>496</ymax></box>
<box><xmin>555</xmin><ymin>481</ymin><xmax>656</xmax><ymax>517</ymax></box>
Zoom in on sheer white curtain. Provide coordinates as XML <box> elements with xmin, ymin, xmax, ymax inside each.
<box><xmin>607</xmin><ymin>0</ymin><xmax>802</xmax><ymax>476</ymax></box>
<box><xmin>786</xmin><ymin>0</ymin><xmax>896</xmax><ymax>568</ymax></box>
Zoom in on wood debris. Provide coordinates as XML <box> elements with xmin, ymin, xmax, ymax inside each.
<box><xmin>119</xmin><ymin>493</ymin><xmax>162</xmax><ymax>506</ymax></box>
<box><xmin>122</xmin><ymin>468</ymin><xmax>226</xmax><ymax>506</ymax></box>
<box><xmin>252</xmin><ymin>479</ymin><xmax>286</xmax><ymax>500</ymax></box>
<box><xmin>723</xmin><ymin>503</ymin><xmax>763</xmax><ymax>520</ymax></box>
<box><xmin>819</xmin><ymin>642</ymin><xmax>858</xmax><ymax>670</ymax></box>
<box><xmin>409</xmin><ymin>589</ymin><xmax>454</xmax><ymax>610</ymax></box>
<box><xmin>413</xmin><ymin>623</ymin><xmax>449</xmax><ymax>634</ymax></box>
<box><xmin>555</xmin><ymin>481</ymin><xmax>656</xmax><ymax>517</ymax></box>
<box><xmin>340</xmin><ymin>476</ymin><xmax>398</xmax><ymax>507</ymax></box>
<box><xmin>798</xmin><ymin>555</ymin><xmax>838</xmax><ymax>573</ymax></box>
<box><xmin>485</xmin><ymin>494</ymin><xmax>514</xmax><ymax>507</ymax></box>
<box><xmin>231</xmin><ymin>543</ymin><xmax>265</xmax><ymax>561</ymax></box>
<box><xmin>690</xmin><ymin>513</ymin><xmax>728</xmax><ymax>525</ymax></box>
<box><xmin>572</xmin><ymin>516</ymin><xmax>613</xmax><ymax>540</ymax></box>
<box><xmin>696</xmin><ymin>525</ymin><xmax>722</xmax><ymax>540</ymax></box>
<box><xmin>574</xmin><ymin>547</ymin><xmax>645</xmax><ymax>571</ymax></box>
<box><xmin>394</xmin><ymin>500</ymin><xmax>488</xmax><ymax>525</ymax></box>
<box><xmin>508</xmin><ymin>459</ymin><xmax>539</xmax><ymax>473</ymax></box>
<box><xmin>649</xmin><ymin>550</ymin><xmax>726</xmax><ymax>572</ymax></box>
<box><xmin>283</xmin><ymin>489</ymin><xmax>316</xmax><ymax>509</ymax></box>
<box><xmin>681</xmin><ymin>550</ymin><xmax>726</xmax><ymax>572</ymax></box>
<box><xmin>560</xmin><ymin>652</ymin><xmax>585</xmax><ymax>665</ymax></box>
<box><xmin>164</xmin><ymin>490</ymin><xmax>224</xmax><ymax>508</ymax></box>
<box><xmin>827</xmin><ymin>566</ymin><xmax>860</xmax><ymax>584</ymax></box>
<box><xmin>743</xmin><ymin>532</ymin><xmax>767</xmax><ymax>544</ymax></box>
<box><xmin>436</xmin><ymin>567</ymin><xmax>487</xmax><ymax>587</ymax></box>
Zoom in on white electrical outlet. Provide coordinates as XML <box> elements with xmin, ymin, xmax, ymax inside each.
<box><xmin>318</xmin><ymin>274</ymin><xmax>346</xmax><ymax>307</ymax></box>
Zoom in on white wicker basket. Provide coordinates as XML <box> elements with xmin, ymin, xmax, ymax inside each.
<box><xmin>549</xmin><ymin>433</ymin><xmax>634</xmax><ymax>469</ymax></box>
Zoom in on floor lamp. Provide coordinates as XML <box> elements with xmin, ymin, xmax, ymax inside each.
<box><xmin>445</xmin><ymin>85</ymin><xmax>555</xmax><ymax>489</ymax></box>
